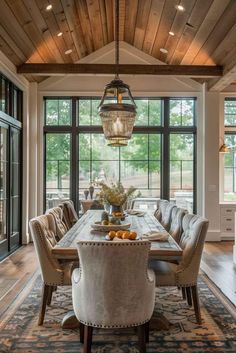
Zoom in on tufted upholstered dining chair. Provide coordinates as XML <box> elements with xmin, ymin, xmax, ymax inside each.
<box><xmin>46</xmin><ymin>207</ymin><xmax>68</xmax><ymax>240</ymax></box>
<box><xmin>168</xmin><ymin>207</ymin><xmax>187</xmax><ymax>243</ymax></box>
<box><xmin>154</xmin><ymin>199</ymin><xmax>169</xmax><ymax>222</ymax></box>
<box><xmin>149</xmin><ymin>214</ymin><xmax>209</xmax><ymax>324</ymax></box>
<box><xmin>160</xmin><ymin>203</ymin><xmax>177</xmax><ymax>231</ymax></box>
<box><xmin>29</xmin><ymin>214</ymin><xmax>74</xmax><ymax>325</ymax></box>
<box><xmin>59</xmin><ymin>200</ymin><xmax>78</xmax><ymax>230</ymax></box>
<box><xmin>72</xmin><ymin>240</ymin><xmax>156</xmax><ymax>353</ymax></box>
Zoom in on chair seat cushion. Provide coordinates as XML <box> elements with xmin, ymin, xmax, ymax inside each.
<box><xmin>149</xmin><ymin>260</ymin><xmax>178</xmax><ymax>286</ymax></box>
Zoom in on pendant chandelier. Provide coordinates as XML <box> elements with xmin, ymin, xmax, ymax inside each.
<box><xmin>98</xmin><ymin>0</ymin><xmax>136</xmax><ymax>147</ymax></box>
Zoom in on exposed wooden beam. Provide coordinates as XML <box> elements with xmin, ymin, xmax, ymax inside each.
<box><xmin>17</xmin><ymin>63</ymin><xmax>223</xmax><ymax>77</ymax></box>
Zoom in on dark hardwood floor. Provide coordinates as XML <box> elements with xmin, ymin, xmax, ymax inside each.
<box><xmin>201</xmin><ymin>241</ymin><xmax>236</xmax><ymax>306</ymax></box>
<box><xmin>0</xmin><ymin>241</ymin><xmax>235</xmax><ymax>310</ymax></box>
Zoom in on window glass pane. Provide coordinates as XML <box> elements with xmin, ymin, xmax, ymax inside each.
<box><xmin>79</xmin><ymin>100</ymin><xmax>91</xmax><ymax>125</ymax></box>
<box><xmin>135</xmin><ymin>100</ymin><xmax>148</xmax><ymax>126</ymax></box>
<box><xmin>224</xmin><ymin>100</ymin><xmax>236</xmax><ymax>126</ymax></box>
<box><xmin>91</xmin><ymin>100</ymin><xmax>101</xmax><ymax>125</ymax></box>
<box><xmin>45</xmin><ymin>99</ymin><xmax>71</xmax><ymax>125</ymax></box>
<box><xmin>170</xmin><ymin>99</ymin><xmax>194</xmax><ymax>126</ymax></box>
<box><xmin>45</xmin><ymin>133</ymin><xmax>71</xmax><ymax>209</ymax></box>
<box><xmin>121</xmin><ymin>135</ymin><xmax>148</xmax><ymax>160</ymax></box>
<box><xmin>13</xmin><ymin>88</ymin><xmax>18</xmax><ymax>118</ymax></box>
<box><xmin>120</xmin><ymin>161</ymin><xmax>148</xmax><ymax>189</ymax></box>
<box><xmin>0</xmin><ymin>77</ymin><xmax>6</xmax><ymax>112</ymax></box>
<box><xmin>169</xmin><ymin>133</ymin><xmax>194</xmax><ymax>212</ymax></box>
<box><xmin>149</xmin><ymin>100</ymin><xmax>161</xmax><ymax>126</ymax></box>
<box><xmin>91</xmin><ymin>134</ymin><xmax>119</xmax><ymax>160</ymax></box>
<box><xmin>224</xmin><ymin>134</ymin><xmax>236</xmax><ymax>201</ymax></box>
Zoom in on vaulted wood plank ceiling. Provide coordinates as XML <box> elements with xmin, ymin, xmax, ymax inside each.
<box><xmin>0</xmin><ymin>0</ymin><xmax>236</xmax><ymax>86</ymax></box>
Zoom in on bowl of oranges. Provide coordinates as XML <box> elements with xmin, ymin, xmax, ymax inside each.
<box><xmin>105</xmin><ymin>230</ymin><xmax>138</xmax><ymax>241</ymax></box>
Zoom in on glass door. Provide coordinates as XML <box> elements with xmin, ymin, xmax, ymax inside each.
<box><xmin>10</xmin><ymin>127</ymin><xmax>21</xmax><ymax>251</ymax></box>
<box><xmin>0</xmin><ymin>123</ymin><xmax>21</xmax><ymax>260</ymax></box>
<box><xmin>0</xmin><ymin>122</ymin><xmax>9</xmax><ymax>258</ymax></box>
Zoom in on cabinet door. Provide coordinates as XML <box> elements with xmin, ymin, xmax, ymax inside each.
<box><xmin>0</xmin><ymin>122</ymin><xmax>9</xmax><ymax>259</ymax></box>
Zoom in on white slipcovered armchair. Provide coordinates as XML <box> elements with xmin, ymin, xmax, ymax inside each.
<box><xmin>72</xmin><ymin>240</ymin><xmax>155</xmax><ymax>353</ymax></box>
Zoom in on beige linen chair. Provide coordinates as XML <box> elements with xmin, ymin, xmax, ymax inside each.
<box><xmin>29</xmin><ymin>214</ymin><xmax>74</xmax><ymax>325</ymax></box>
<box><xmin>59</xmin><ymin>200</ymin><xmax>78</xmax><ymax>229</ymax></box>
<box><xmin>150</xmin><ymin>214</ymin><xmax>209</xmax><ymax>324</ymax></box>
<box><xmin>169</xmin><ymin>207</ymin><xmax>187</xmax><ymax>243</ymax></box>
<box><xmin>72</xmin><ymin>240</ymin><xmax>156</xmax><ymax>353</ymax></box>
<box><xmin>154</xmin><ymin>199</ymin><xmax>169</xmax><ymax>222</ymax></box>
<box><xmin>160</xmin><ymin>203</ymin><xmax>177</xmax><ymax>231</ymax></box>
<box><xmin>46</xmin><ymin>206</ymin><xmax>68</xmax><ymax>240</ymax></box>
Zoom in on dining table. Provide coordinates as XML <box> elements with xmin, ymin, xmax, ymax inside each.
<box><xmin>51</xmin><ymin>209</ymin><xmax>183</xmax><ymax>330</ymax></box>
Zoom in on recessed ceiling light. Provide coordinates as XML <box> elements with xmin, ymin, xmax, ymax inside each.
<box><xmin>46</xmin><ymin>4</ymin><xmax>52</xmax><ymax>11</ymax></box>
<box><xmin>65</xmin><ymin>49</ymin><xmax>72</xmax><ymax>55</ymax></box>
<box><xmin>57</xmin><ymin>32</ymin><xmax>63</xmax><ymax>37</ymax></box>
<box><xmin>176</xmin><ymin>4</ymin><xmax>185</xmax><ymax>11</ymax></box>
<box><xmin>160</xmin><ymin>48</ymin><xmax>168</xmax><ymax>54</ymax></box>
<box><xmin>169</xmin><ymin>31</ymin><xmax>175</xmax><ymax>36</ymax></box>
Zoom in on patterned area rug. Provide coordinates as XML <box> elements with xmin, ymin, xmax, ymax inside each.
<box><xmin>0</xmin><ymin>273</ymin><xmax>236</xmax><ymax>353</ymax></box>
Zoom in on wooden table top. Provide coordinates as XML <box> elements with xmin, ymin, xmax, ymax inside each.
<box><xmin>52</xmin><ymin>210</ymin><xmax>183</xmax><ymax>261</ymax></box>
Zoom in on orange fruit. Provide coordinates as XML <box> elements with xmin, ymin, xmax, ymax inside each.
<box><xmin>129</xmin><ymin>231</ymin><xmax>137</xmax><ymax>240</ymax></box>
<box><xmin>122</xmin><ymin>231</ymin><xmax>130</xmax><ymax>239</ymax></box>
<box><xmin>108</xmin><ymin>231</ymin><xmax>116</xmax><ymax>239</ymax></box>
<box><xmin>116</xmin><ymin>230</ymin><xmax>124</xmax><ymax>238</ymax></box>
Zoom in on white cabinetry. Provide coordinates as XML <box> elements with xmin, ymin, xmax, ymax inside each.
<box><xmin>220</xmin><ymin>205</ymin><xmax>236</xmax><ymax>239</ymax></box>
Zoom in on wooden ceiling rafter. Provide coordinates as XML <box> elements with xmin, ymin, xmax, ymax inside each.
<box><xmin>17</xmin><ymin>63</ymin><xmax>223</xmax><ymax>77</ymax></box>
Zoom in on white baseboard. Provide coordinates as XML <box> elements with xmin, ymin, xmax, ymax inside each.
<box><xmin>205</xmin><ymin>229</ymin><xmax>221</xmax><ymax>241</ymax></box>
<box><xmin>22</xmin><ymin>232</ymin><xmax>30</xmax><ymax>244</ymax></box>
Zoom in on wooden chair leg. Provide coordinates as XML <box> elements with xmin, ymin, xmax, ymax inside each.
<box><xmin>137</xmin><ymin>324</ymin><xmax>146</xmax><ymax>353</ymax></box>
<box><xmin>84</xmin><ymin>325</ymin><xmax>93</xmax><ymax>353</ymax></box>
<box><xmin>80</xmin><ymin>322</ymin><xmax>85</xmax><ymax>343</ymax></box>
<box><xmin>47</xmin><ymin>286</ymin><xmax>53</xmax><ymax>306</ymax></box>
<box><xmin>145</xmin><ymin>321</ymin><xmax>149</xmax><ymax>343</ymax></box>
<box><xmin>38</xmin><ymin>284</ymin><xmax>50</xmax><ymax>326</ymax></box>
<box><xmin>182</xmin><ymin>287</ymin><xmax>186</xmax><ymax>300</ymax></box>
<box><xmin>186</xmin><ymin>287</ymin><xmax>192</xmax><ymax>306</ymax></box>
<box><xmin>191</xmin><ymin>285</ymin><xmax>202</xmax><ymax>324</ymax></box>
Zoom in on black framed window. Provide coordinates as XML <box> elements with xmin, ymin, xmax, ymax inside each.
<box><xmin>44</xmin><ymin>97</ymin><xmax>196</xmax><ymax>212</ymax></box>
<box><xmin>0</xmin><ymin>74</ymin><xmax>22</xmax><ymax>121</ymax></box>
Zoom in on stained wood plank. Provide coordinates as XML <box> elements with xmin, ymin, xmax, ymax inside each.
<box><xmin>151</xmin><ymin>0</ymin><xmax>178</xmax><ymax>59</ymax></box>
<box><xmin>201</xmin><ymin>241</ymin><xmax>236</xmax><ymax>306</ymax></box>
<box><xmin>50</xmin><ymin>0</ymin><xmax>79</xmax><ymax>62</ymax></box>
<box><xmin>193</xmin><ymin>1</ymin><xmax>236</xmax><ymax>65</ymax></box>
<box><xmin>170</xmin><ymin>0</ymin><xmax>214</xmax><ymax>65</ymax></box>
<box><xmin>23</xmin><ymin>0</ymin><xmax>64</xmax><ymax>63</ymax></box>
<box><xmin>99</xmin><ymin>0</ymin><xmax>108</xmax><ymax>44</ymax></box>
<box><xmin>34</xmin><ymin>0</ymin><xmax>73</xmax><ymax>63</ymax></box>
<box><xmin>0</xmin><ymin>0</ymin><xmax>43</xmax><ymax>62</ymax></box>
<box><xmin>17</xmin><ymin>63</ymin><xmax>223</xmax><ymax>76</ymax></box>
<box><xmin>133</xmin><ymin>0</ymin><xmax>152</xmax><ymax>50</ymax></box>
<box><xmin>75</xmin><ymin>0</ymin><xmax>94</xmax><ymax>53</ymax></box>
<box><xmin>61</xmin><ymin>0</ymin><xmax>88</xmax><ymax>58</ymax></box>
<box><xmin>142</xmin><ymin>0</ymin><xmax>165</xmax><ymax>55</ymax></box>
<box><xmin>205</xmin><ymin>23</ymin><xmax>236</xmax><ymax>66</ymax></box>
<box><xmin>5</xmin><ymin>0</ymin><xmax>56</xmax><ymax>62</ymax></box>
<box><xmin>181</xmin><ymin>0</ymin><xmax>231</xmax><ymax>64</ymax></box>
<box><xmin>105</xmin><ymin>0</ymin><xmax>114</xmax><ymax>43</ymax></box>
<box><xmin>86</xmin><ymin>0</ymin><xmax>104</xmax><ymax>50</ymax></box>
<box><xmin>161</xmin><ymin>0</ymin><xmax>197</xmax><ymax>63</ymax></box>
<box><xmin>124</xmin><ymin>0</ymin><xmax>138</xmax><ymax>44</ymax></box>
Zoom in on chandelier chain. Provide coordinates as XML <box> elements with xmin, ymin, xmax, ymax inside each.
<box><xmin>115</xmin><ymin>0</ymin><xmax>119</xmax><ymax>78</ymax></box>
